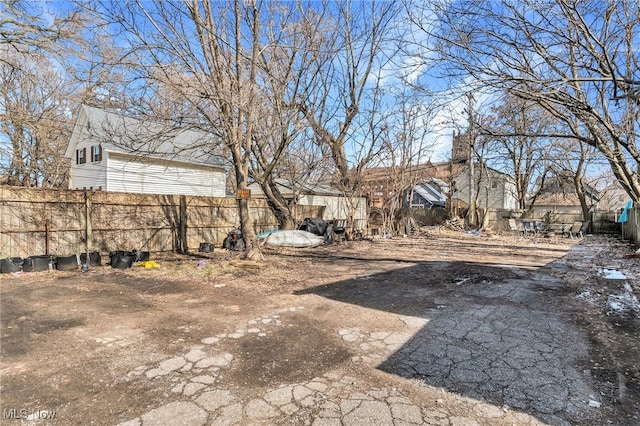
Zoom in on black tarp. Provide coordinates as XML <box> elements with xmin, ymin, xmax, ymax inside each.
<box><xmin>299</xmin><ymin>218</ymin><xmax>337</xmax><ymax>244</ymax></box>
<box><xmin>223</xmin><ymin>229</ymin><xmax>245</xmax><ymax>251</ymax></box>
<box><xmin>299</xmin><ymin>218</ymin><xmax>327</xmax><ymax>236</ymax></box>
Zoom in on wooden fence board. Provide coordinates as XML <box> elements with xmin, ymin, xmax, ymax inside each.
<box><xmin>622</xmin><ymin>205</ymin><xmax>639</xmax><ymax>245</ymax></box>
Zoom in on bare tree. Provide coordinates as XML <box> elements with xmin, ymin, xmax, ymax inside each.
<box><xmin>90</xmin><ymin>0</ymin><xmax>286</xmax><ymax>259</ymax></box>
<box><xmin>547</xmin><ymin>127</ymin><xmax>601</xmax><ymax>221</ymax></box>
<box><xmin>1</xmin><ymin>0</ymin><xmax>84</xmax><ymax>57</ymax></box>
<box><xmin>481</xmin><ymin>93</ymin><xmax>553</xmax><ymax>211</ymax></box>
<box><xmin>122</xmin><ymin>3</ymin><xmax>333</xmax><ymax>232</ymax></box>
<box><xmin>482</xmin><ymin>92</ymin><xmax>603</xmax><ymax>221</ymax></box>
<box><xmin>0</xmin><ymin>1</ymin><xmax>95</xmax><ymax>187</ymax></box>
<box><xmin>409</xmin><ymin>0</ymin><xmax>640</xmax><ymax>201</ymax></box>
<box><xmin>0</xmin><ymin>47</ymin><xmax>73</xmax><ymax>187</ymax></box>
<box><xmin>297</xmin><ymin>1</ymin><xmax>401</xmax><ymax>233</ymax></box>
<box><xmin>374</xmin><ymin>89</ymin><xmax>436</xmax><ymax>235</ymax></box>
<box><xmin>247</xmin><ymin>4</ymin><xmax>331</xmax><ymax>230</ymax></box>
<box><xmin>71</xmin><ymin>31</ymin><xmax>133</xmax><ymax>110</ymax></box>
<box><xmin>251</xmin><ymin>126</ymin><xmax>333</xmax><ymax>230</ymax></box>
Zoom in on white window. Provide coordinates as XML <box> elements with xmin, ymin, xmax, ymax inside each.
<box><xmin>91</xmin><ymin>145</ymin><xmax>102</xmax><ymax>162</ymax></box>
<box><xmin>76</xmin><ymin>148</ymin><xmax>86</xmax><ymax>165</ymax></box>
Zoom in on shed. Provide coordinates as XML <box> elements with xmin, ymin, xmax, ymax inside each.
<box><xmin>249</xmin><ymin>179</ymin><xmax>368</xmax><ymax>230</ymax></box>
<box><xmin>65</xmin><ymin>105</ymin><xmax>228</xmax><ymax>197</ymax></box>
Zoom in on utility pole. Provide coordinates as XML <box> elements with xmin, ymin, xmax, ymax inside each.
<box><xmin>467</xmin><ymin>93</ymin><xmax>477</xmax><ymax>227</ymax></box>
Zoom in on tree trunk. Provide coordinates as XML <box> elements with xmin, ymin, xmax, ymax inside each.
<box><xmin>237</xmin><ymin>197</ymin><xmax>261</xmax><ymax>260</ymax></box>
<box><xmin>574</xmin><ymin>177</ymin><xmax>591</xmax><ymax>222</ymax></box>
<box><xmin>261</xmin><ymin>180</ymin><xmax>296</xmax><ymax>230</ymax></box>
<box><xmin>233</xmin><ymin>147</ymin><xmax>262</xmax><ymax>261</ymax></box>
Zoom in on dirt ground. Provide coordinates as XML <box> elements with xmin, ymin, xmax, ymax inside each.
<box><xmin>1</xmin><ymin>230</ymin><xmax>639</xmax><ymax>426</ymax></box>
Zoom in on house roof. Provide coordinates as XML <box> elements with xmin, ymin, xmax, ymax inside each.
<box><xmin>533</xmin><ymin>173</ymin><xmax>600</xmax><ymax>200</ymax></box>
<box><xmin>530</xmin><ymin>173</ymin><xmax>601</xmax><ymax>208</ymax></box>
<box><xmin>422</xmin><ymin>176</ymin><xmax>449</xmax><ymax>190</ymax></box>
<box><xmin>65</xmin><ymin>105</ymin><xmax>228</xmax><ymax>169</ymax></box>
<box><xmin>411</xmin><ymin>179</ymin><xmax>447</xmax><ymax>206</ymax></box>
<box><xmin>359</xmin><ymin>161</ymin><xmax>510</xmax><ymax>186</ymax></box>
<box><xmin>359</xmin><ymin>162</ymin><xmax>452</xmax><ymax>184</ymax></box>
<box><xmin>533</xmin><ymin>193</ymin><xmax>585</xmax><ymax>207</ymax></box>
<box><xmin>248</xmin><ymin>178</ymin><xmax>347</xmax><ymax>198</ymax></box>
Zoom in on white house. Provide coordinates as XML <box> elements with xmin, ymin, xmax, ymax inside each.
<box><xmin>65</xmin><ymin>105</ymin><xmax>228</xmax><ymax>197</ymax></box>
<box><xmin>451</xmin><ymin>164</ymin><xmax>518</xmax><ymax>210</ymax></box>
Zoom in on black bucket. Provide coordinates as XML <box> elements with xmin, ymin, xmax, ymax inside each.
<box><xmin>56</xmin><ymin>254</ymin><xmax>79</xmax><ymax>271</ymax></box>
<box><xmin>199</xmin><ymin>242</ymin><xmax>214</xmax><ymax>253</ymax></box>
<box><xmin>23</xmin><ymin>255</ymin><xmax>52</xmax><ymax>272</ymax></box>
<box><xmin>22</xmin><ymin>258</ymin><xmax>34</xmax><ymax>272</ymax></box>
<box><xmin>135</xmin><ymin>251</ymin><xmax>150</xmax><ymax>262</ymax></box>
<box><xmin>80</xmin><ymin>252</ymin><xmax>102</xmax><ymax>266</ymax></box>
<box><xmin>1</xmin><ymin>257</ymin><xmax>23</xmax><ymax>274</ymax></box>
<box><xmin>109</xmin><ymin>251</ymin><xmax>135</xmax><ymax>269</ymax></box>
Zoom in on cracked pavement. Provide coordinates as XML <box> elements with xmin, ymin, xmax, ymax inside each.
<box><xmin>117</xmin><ymin>305</ymin><xmax>552</xmax><ymax>426</ymax></box>
<box><xmin>378</xmin><ymin>276</ymin><xmax>594</xmax><ymax>425</ymax></box>
<box><xmin>117</xmin><ymin>265</ymin><xmax>600</xmax><ymax>426</ymax></box>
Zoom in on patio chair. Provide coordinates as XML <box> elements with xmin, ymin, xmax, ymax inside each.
<box><xmin>522</xmin><ymin>221</ymin><xmax>536</xmax><ymax>236</ymax></box>
<box><xmin>567</xmin><ymin>221</ymin><xmax>583</xmax><ymax>239</ymax></box>
<box><xmin>571</xmin><ymin>221</ymin><xmax>590</xmax><ymax>239</ymax></box>
<box><xmin>534</xmin><ymin>221</ymin><xmax>546</xmax><ymax>234</ymax></box>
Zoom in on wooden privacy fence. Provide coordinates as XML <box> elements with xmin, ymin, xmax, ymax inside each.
<box><xmin>0</xmin><ymin>186</ymin><xmax>300</xmax><ymax>258</ymax></box>
<box><xmin>621</xmin><ymin>204</ymin><xmax>640</xmax><ymax>245</ymax></box>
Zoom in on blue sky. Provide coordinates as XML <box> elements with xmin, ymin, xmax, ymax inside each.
<box><xmin>1</xmin><ymin>1</ymin><xmax>502</xmax><ymax>171</ymax></box>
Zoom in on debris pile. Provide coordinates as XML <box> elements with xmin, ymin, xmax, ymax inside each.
<box><xmin>441</xmin><ymin>216</ymin><xmax>465</xmax><ymax>231</ymax></box>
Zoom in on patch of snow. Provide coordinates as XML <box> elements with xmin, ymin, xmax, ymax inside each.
<box><xmin>588</xmin><ymin>400</ymin><xmax>601</xmax><ymax>408</ymax></box>
<box><xmin>576</xmin><ymin>291</ymin><xmax>598</xmax><ymax>305</ymax></box>
<box><xmin>599</xmin><ymin>269</ymin><xmax>627</xmax><ymax>280</ymax></box>
<box><xmin>454</xmin><ymin>277</ymin><xmax>470</xmax><ymax>286</ymax></box>
<box><xmin>606</xmin><ymin>284</ymin><xmax>640</xmax><ymax>318</ymax></box>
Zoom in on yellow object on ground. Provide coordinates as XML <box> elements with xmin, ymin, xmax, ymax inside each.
<box><xmin>138</xmin><ymin>260</ymin><xmax>160</xmax><ymax>269</ymax></box>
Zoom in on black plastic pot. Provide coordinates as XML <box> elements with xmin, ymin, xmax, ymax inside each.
<box><xmin>109</xmin><ymin>251</ymin><xmax>135</xmax><ymax>269</ymax></box>
<box><xmin>22</xmin><ymin>257</ymin><xmax>34</xmax><ymax>272</ymax></box>
<box><xmin>135</xmin><ymin>251</ymin><xmax>150</xmax><ymax>262</ymax></box>
<box><xmin>56</xmin><ymin>254</ymin><xmax>79</xmax><ymax>271</ymax></box>
<box><xmin>80</xmin><ymin>252</ymin><xmax>102</xmax><ymax>266</ymax></box>
<box><xmin>23</xmin><ymin>255</ymin><xmax>52</xmax><ymax>272</ymax></box>
<box><xmin>1</xmin><ymin>257</ymin><xmax>23</xmax><ymax>274</ymax></box>
<box><xmin>199</xmin><ymin>242</ymin><xmax>214</xmax><ymax>253</ymax></box>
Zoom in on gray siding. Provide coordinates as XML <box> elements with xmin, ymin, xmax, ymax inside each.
<box><xmin>453</xmin><ymin>167</ymin><xmax>517</xmax><ymax>210</ymax></box>
<box><xmin>298</xmin><ymin>194</ymin><xmax>367</xmax><ymax>229</ymax></box>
